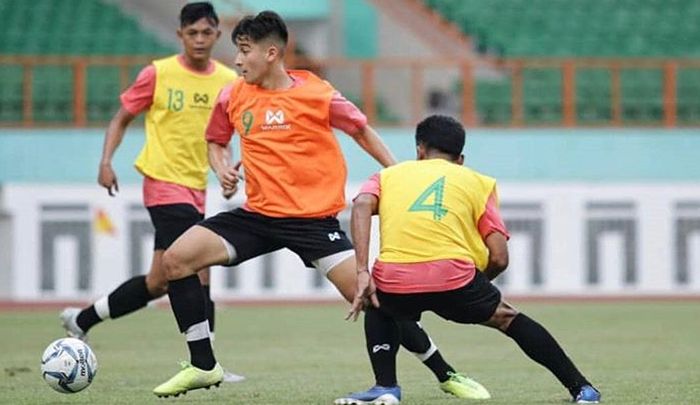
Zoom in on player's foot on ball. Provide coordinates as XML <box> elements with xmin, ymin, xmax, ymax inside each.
<box><xmin>59</xmin><ymin>307</ymin><xmax>87</xmax><ymax>341</ymax></box>
<box><xmin>334</xmin><ymin>385</ymin><xmax>401</xmax><ymax>405</ymax></box>
<box><xmin>153</xmin><ymin>361</ymin><xmax>223</xmax><ymax>398</ymax></box>
<box><xmin>222</xmin><ymin>369</ymin><xmax>245</xmax><ymax>383</ymax></box>
<box><xmin>439</xmin><ymin>371</ymin><xmax>491</xmax><ymax>399</ymax></box>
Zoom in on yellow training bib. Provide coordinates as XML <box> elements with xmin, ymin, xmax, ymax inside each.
<box><xmin>134</xmin><ymin>55</ymin><xmax>237</xmax><ymax>190</ymax></box>
<box><xmin>378</xmin><ymin>159</ymin><xmax>496</xmax><ymax>270</ymax></box>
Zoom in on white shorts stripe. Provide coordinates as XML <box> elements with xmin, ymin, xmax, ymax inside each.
<box><xmin>218</xmin><ymin>235</ymin><xmax>237</xmax><ymax>265</ymax></box>
<box><xmin>313</xmin><ymin>249</ymin><xmax>355</xmax><ymax>275</ymax></box>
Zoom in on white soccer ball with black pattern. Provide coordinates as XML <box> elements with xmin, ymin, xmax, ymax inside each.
<box><xmin>41</xmin><ymin>338</ymin><xmax>97</xmax><ymax>393</ymax></box>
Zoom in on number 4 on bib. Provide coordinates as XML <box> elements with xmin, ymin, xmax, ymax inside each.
<box><xmin>408</xmin><ymin>176</ymin><xmax>448</xmax><ymax>220</ymax></box>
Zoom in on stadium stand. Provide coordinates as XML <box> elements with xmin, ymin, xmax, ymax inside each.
<box><xmin>425</xmin><ymin>0</ymin><xmax>700</xmax><ymax>124</ymax></box>
<box><xmin>0</xmin><ymin>0</ymin><xmax>174</xmax><ymax>123</ymax></box>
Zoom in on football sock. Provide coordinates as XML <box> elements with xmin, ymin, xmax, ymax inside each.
<box><xmin>168</xmin><ymin>275</ymin><xmax>216</xmax><ymax>371</ymax></box>
<box><xmin>504</xmin><ymin>313</ymin><xmax>590</xmax><ymax>397</ymax></box>
<box><xmin>75</xmin><ymin>306</ymin><xmax>101</xmax><ymax>333</ymax></box>
<box><xmin>397</xmin><ymin>321</ymin><xmax>453</xmax><ymax>382</ymax></box>
<box><xmin>76</xmin><ymin>275</ymin><xmax>153</xmax><ymax>333</ymax></box>
<box><xmin>202</xmin><ymin>285</ymin><xmax>215</xmax><ymax>333</ymax></box>
<box><xmin>364</xmin><ymin>307</ymin><xmax>400</xmax><ymax>387</ymax></box>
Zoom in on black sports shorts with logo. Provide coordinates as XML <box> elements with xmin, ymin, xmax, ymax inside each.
<box><xmin>147</xmin><ymin>203</ymin><xmax>204</xmax><ymax>250</ymax></box>
<box><xmin>198</xmin><ymin>208</ymin><xmax>354</xmax><ymax>267</ymax></box>
<box><xmin>376</xmin><ymin>270</ymin><xmax>502</xmax><ymax>324</ymax></box>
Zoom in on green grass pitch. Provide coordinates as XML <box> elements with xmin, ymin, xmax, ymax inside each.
<box><xmin>2</xmin><ymin>301</ymin><xmax>699</xmax><ymax>404</ymax></box>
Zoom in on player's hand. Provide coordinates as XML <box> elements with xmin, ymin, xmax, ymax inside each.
<box><xmin>218</xmin><ymin>160</ymin><xmax>243</xmax><ymax>199</ymax></box>
<box><xmin>346</xmin><ymin>270</ymin><xmax>379</xmax><ymax>322</ymax></box>
<box><xmin>98</xmin><ymin>163</ymin><xmax>119</xmax><ymax>197</ymax></box>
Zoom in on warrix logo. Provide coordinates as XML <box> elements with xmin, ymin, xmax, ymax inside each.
<box><xmin>372</xmin><ymin>344</ymin><xmax>391</xmax><ymax>353</ymax></box>
<box><xmin>328</xmin><ymin>232</ymin><xmax>341</xmax><ymax>242</ymax></box>
<box><xmin>265</xmin><ymin>109</ymin><xmax>284</xmax><ymax>124</ymax></box>
<box><xmin>193</xmin><ymin>93</ymin><xmax>209</xmax><ymax>104</ymax></box>
<box><xmin>262</xmin><ymin>109</ymin><xmax>291</xmax><ymax>130</ymax></box>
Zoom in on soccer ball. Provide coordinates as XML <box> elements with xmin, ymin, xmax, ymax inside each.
<box><xmin>41</xmin><ymin>338</ymin><xmax>98</xmax><ymax>393</ymax></box>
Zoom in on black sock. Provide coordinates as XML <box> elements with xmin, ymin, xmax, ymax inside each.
<box><xmin>108</xmin><ymin>275</ymin><xmax>154</xmax><ymax>318</ymax></box>
<box><xmin>76</xmin><ymin>306</ymin><xmax>101</xmax><ymax>333</ymax></box>
<box><xmin>76</xmin><ymin>275</ymin><xmax>153</xmax><ymax>333</ymax></box>
<box><xmin>397</xmin><ymin>321</ymin><xmax>454</xmax><ymax>382</ymax></box>
<box><xmin>504</xmin><ymin>313</ymin><xmax>590</xmax><ymax>397</ymax></box>
<box><xmin>187</xmin><ymin>339</ymin><xmax>216</xmax><ymax>371</ymax></box>
<box><xmin>202</xmin><ymin>285</ymin><xmax>215</xmax><ymax>333</ymax></box>
<box><xmin>168</xmin><ymin>275</ymin><xmax>216</xmax><ymax>370</ymax></box>
<box><xmin>423</xmin><ymin>352</ymin><xmax>454</xmax><ymax>382</ymax></box>
<box><xmin>364</xmin><ymin>307</ymin><xmax>400</xmax><ymax>387</ymax></box>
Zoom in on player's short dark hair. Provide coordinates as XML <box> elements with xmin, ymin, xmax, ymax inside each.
<box><xmin>180</xmin><ymin>2</ymin><xmax>219</xmax><ymax>27</ymax></box>
<box><xmin>231</xmin><ymin>10</ymin><xmax>288</xmax><ymax>47</ymax></box>
<box><xmin>415</xmin><ymin>115</ymin><xmax>465</xmax><ymax>159</ymax></box>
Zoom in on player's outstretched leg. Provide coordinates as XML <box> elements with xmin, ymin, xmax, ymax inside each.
<box><xmin>485</xmin><ymin>301</ymin><xmax>601</xmax><ymax>403</ymax></box>
<box><xmin>326</xmin><ymin>255</ymin><xmax>488</xmax><ymax>398</ymax></box>
<box><xmin>60</xmin><ymin>272</ymin><xmax>159</xmax><ymax>341</ymax></box>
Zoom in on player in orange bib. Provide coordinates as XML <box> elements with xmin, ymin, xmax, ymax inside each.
<box><xmin>59</xmin><ymin>2</ymin><xmax>243</xmax><ymax>383</ymax></box>
<box><xmin>339</xmin><ymin>115</ymin><xmax>601</xmax><ymax>404</ymax></box>
<box><xmin>153</xmin><ymin>11</ymin><xmax>485</xmax><ymax>399</ymax></box>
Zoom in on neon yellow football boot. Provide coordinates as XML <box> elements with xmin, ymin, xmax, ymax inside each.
<box><xmin>153</xmin><ymin>361</ymin><xmax>224</xmax><ymax>398</ymax></box>
<box><xmin>439</xmin><ymin>371</ymin><xmax>491</xmax><ymax>399</ymax></box>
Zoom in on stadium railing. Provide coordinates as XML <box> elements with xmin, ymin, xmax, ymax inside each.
<box><xmin>1</xmin><ymin>55</ymin><xmax>699</xmax><ymax>128</ymax></box>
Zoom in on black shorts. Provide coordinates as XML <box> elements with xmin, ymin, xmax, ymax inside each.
<box><xmin>198</xmin><ymin>208</ymin><xmax>354</xmax><ymax>267</ymax></box>
<box><xmin>376</xmin><ymin>270</ymin><xmax>501</xmax><ymax>324</ymax></box>
<box><xmin>147</xmin><ymin>204</ymin><xmax>204</xmax><ymax>250</ymax></box>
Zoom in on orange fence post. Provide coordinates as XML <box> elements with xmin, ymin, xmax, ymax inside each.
<box><xmin>361</xmin><ymin>62</ymin><xmax>376</xmax><ymax>125</ymax></box>
<box><xmin>663</xmin><ymin>61</ymin><xmax>678</xmax><ymax>128</ymax></box>
<box><xmin>461</xmin><ymin>62</ymin><xmax>476</xmax><ymax>128</ymax></box>
<box><xmin>119</xmin><ymin>63</ymin><xmax>130</xmax><ymax>91</ymax></box>
<box><xmin>511</xmin><ymin>61</ymin><xmax>524</xmax><ymax>127</ymax></box>
<box><xmin>22</xmin><ymin>64</ymin><xmax>33</xmax><ymax>127</ymax></box>
<box><xmin>411</xmin><ymin>63</ymin><xmax>423</xmax><ymax>126</ymax></box>
<box><xmin>73</xmin><ymin>61</ymin><xmax>87</xmax><ymax>126</ymax></box>
<box><xmin>610</xmin><ymin>64</ymin><xmax>622</xmax><ymax>126</ymax></box>
<box><xmin>562</xmin><ymin>60</ymin><xmax>576</xmax><ymax>127</ymax></box>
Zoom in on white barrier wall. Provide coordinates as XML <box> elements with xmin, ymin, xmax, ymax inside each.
<box><xmin>1</xmin><ymin>182</ymin><xmax>700</xmax><ymax>301</ymax></box>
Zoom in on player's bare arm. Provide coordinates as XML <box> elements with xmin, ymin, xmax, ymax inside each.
<box><xmin>98</xmin><ymin>107</ymin><xmax>136</xmax><ymax>196</ymax></box>
<box><xmin>207</xmin><ymin>141</ymin><xmax>241</xmax><ymax>198</ymax></box>
<box><xmin>483</xmin><ymin>232</ymin><xmax>509</xmax><ymax>280</ymax></box>
<box><xmin>347</xmin><ymin>193</ymin><xmax>380</xmax><ymax>321</ymax></box>
<box><xmin>349</xmin><ymin>125</ymin><xmax>397</xmax><ymax>168</ymax></box>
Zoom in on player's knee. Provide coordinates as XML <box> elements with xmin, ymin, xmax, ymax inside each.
<box><xmin>486</xmin><ymin>301</ymin><xmax>519</xmax><ymax>331</ymax></box>
<box><xmin>145</xmin><ymin>273</ymin><xmax>168</xmax><ymax>297</ymax></box>
<box><xmin>162</xmin><ymin>249</ymin><xmax>190</xmax><ymax>281</ymax></box>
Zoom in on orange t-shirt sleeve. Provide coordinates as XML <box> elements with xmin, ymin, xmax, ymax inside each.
<box><xmin>477</xmin><ymin>188</ymin><xmax>510</xmax><ymax>240</ymax></box>
<box><xmin>205</xmin><ymin>83</ymin><xmax>236</xmax><ymax>145</ymax></box>
<box><xmin>120</xmin><ymin>64</ymin><xmax>155</xmax><ymax>115</ymax></box>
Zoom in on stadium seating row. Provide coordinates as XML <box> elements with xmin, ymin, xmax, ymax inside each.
<box><xmin>0</xmin><ymin>0</ymin><xmax>173</xmax><ymax>56</ymax></box>
<box><xmin>424</xmin><ymin>0</ymin><xmax>700</xmax><ymax>123</ymax></box>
